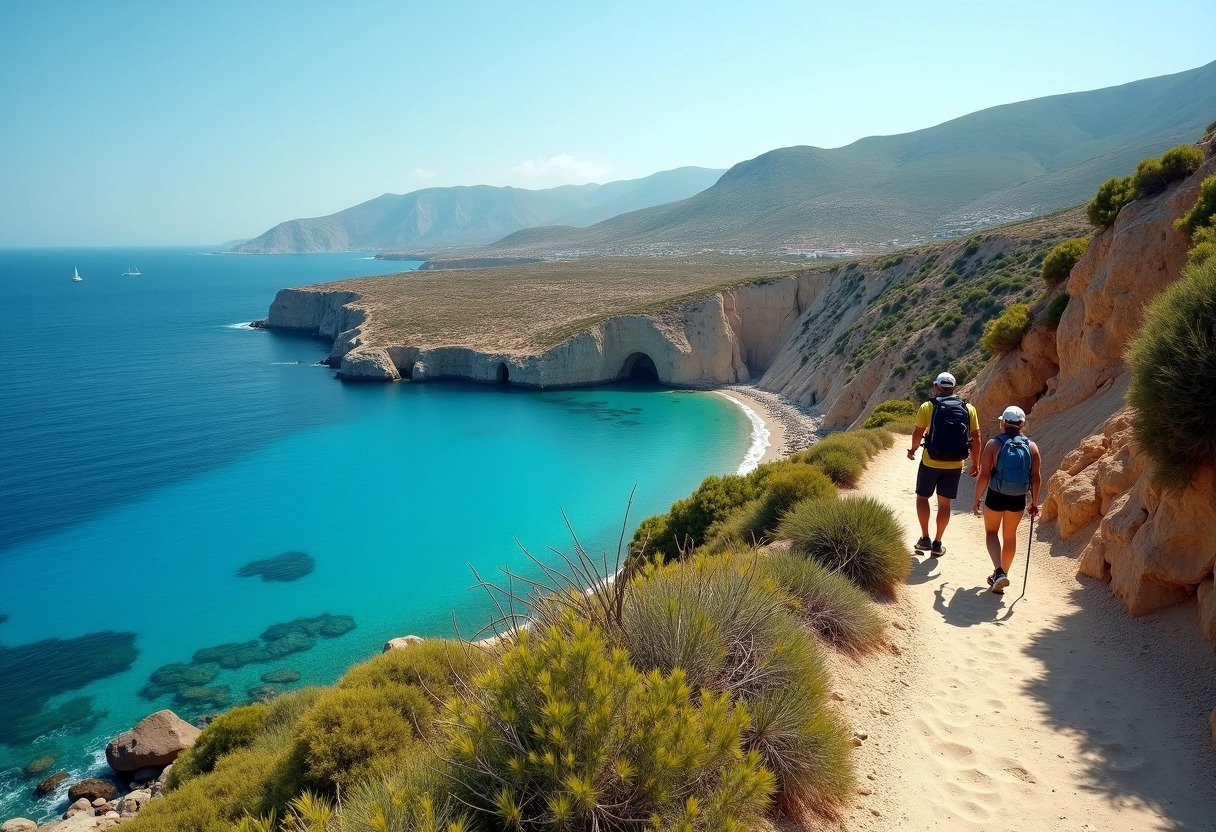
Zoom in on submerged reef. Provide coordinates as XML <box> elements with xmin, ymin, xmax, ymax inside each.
<box><xmin>0</xmin><ymin>630</ymin><xmax>137</xmax><ymax>745</ymax></box>
<box><xmin>139</xmin><ymin>614</ymin><xmax>356</xmax><ymax>710</ymax></box>
<box><xmin>236</xmin><ymin>551</ymin><xmax>315</xmax><ymax>582</ymax></box>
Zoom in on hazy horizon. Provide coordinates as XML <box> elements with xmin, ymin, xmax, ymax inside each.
<box><xmin>1</xmin><ymin>0</ymin><xmax>1213</xmax><ymax>247</ymax></box>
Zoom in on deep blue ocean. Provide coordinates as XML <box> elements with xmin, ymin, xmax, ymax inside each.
<box><xmin>0</xmin><ymin>248</ymin><xmax>755</xmax><ymax>822</ymax></box>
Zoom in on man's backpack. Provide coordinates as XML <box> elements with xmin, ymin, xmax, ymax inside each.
<box><xmin>924</xmin><ymin>396</ymin><xmax>971</xmax><ymax>462</ymax></box>
<box><xmin>992</xmin><ymin>433</ymin><xmax>1033</xmax><ymax>496</ymax></box>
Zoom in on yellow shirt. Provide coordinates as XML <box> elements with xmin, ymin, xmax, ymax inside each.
<box><xmin>915</xmin><ymin>399</ymin><xmax>979</xmax><ymax>469</ymax></box>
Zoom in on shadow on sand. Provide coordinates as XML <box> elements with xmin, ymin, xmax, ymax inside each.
<box><xmin>1020</xmin><ymin>524</ymin><xmax>1216</xmax><ymax>828</ymax></box>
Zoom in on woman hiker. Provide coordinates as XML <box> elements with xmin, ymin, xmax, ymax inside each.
<box><xmin>972</xmin><ymin>405</ymin><xmax>1041</xmax><ymax>593</ymax></box>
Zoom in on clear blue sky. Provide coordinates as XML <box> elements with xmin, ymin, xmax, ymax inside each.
<box><xmin>1</xmin><ymin>0</ymin><xmax>1213</xmax><ymax>246</ymax></box>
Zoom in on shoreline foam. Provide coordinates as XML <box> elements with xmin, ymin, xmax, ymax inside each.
<box><xmin>715</xmin><ymin>385</ymin><xmax>824</xmax><ymax>465</ymax></box>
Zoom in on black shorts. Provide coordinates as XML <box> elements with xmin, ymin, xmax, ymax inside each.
<box><xmin>985</xmin><ymin>489</ymin><xmax>1027</xmax><ymax>513</ymax></box>
<box><xmin>916</xmin><ymin>464</ymin><xmax>963</xmax><ymax>499</ymax></box>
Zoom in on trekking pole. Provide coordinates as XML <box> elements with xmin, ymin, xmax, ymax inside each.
<box><xmin>1013</xmin><ymin>515</ymin><xmax>1035</xmax><ymax>605</ymax></box>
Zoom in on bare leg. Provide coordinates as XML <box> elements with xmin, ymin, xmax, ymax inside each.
<box><xmin>935</xmin><ymin>495</ymin><xmax>952</xmax><ymax>541</ymax></box>
<box><xmin>983</xmin><ymin>506</ymin><xmax>1003</xmax><ymax>570</ymax></box>
<box><xmin>916</xmin><ymin>495</ymin><xmax>930</xmax><ymax>539</ymax></box>
<box><xmin>1000</xmin><ymin>511</ymin><xmax>1024</xmax><ymax>573</ymax></box>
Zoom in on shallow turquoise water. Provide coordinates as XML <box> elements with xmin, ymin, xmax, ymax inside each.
<box><xmin>0</xmin><ymin>249</ymin><xmax>752</xmax><ymax>821</ymax></box>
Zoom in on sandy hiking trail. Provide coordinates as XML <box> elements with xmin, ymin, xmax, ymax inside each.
<box><xmin>825</xmin><ymin>444</ymin><xmax>1216</xmax><ymax>832</ymax></box>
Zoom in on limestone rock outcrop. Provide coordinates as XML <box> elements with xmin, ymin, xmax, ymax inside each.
<box><xmin>384</xmin><ymin>635</ymin><xmax>424</xmax><ymax>652</ymax></box>
<box><xmin>105</xmin><ymin>710</ymin><xmax>200</xmax><ymax>772</ymax></box>
<box><xmin>998</xmin><ymin>144</ymin><xmax>1216</xmax><ymax>634</ymax></box>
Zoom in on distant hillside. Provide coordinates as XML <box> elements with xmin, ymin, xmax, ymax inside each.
<box><xmin>479</xmin><ymin>61</ymin><xmax>1216</xmax><ymax>256</ymax></box>
<box><xmin>232</xmin><ymin>167</ymin><xmax>725</xmax><ymax>253</ymax></box>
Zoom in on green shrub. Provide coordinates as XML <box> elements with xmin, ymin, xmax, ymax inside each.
<box><xmin>1188</xmin><ymin>224</ymin><xmax>1216</xmax><ymax>268</ymax></box>
<box><xmin>1176</xmin><ymin>174</ymin><xmax>1216</xmax><ymax>235</ymax></box>
<box><xmin>170</xmin><ymin>704</ymin><xmax>266</xmax><ymax>784</ymax></box>
<box><xmin>630</xmin><ymin>512</ymin><xmax>672</xmax><ymax>561</ymax></box>
<box><xmin>777</xmin><ymin>497</ymin><xmax>910</xmax><ymax>595</ymax></box>
<box><xmin>1045</xmin><ymin>293</ymin><xmax>1070</xmax><ymax>328</ymax></box>
<box><xmin>883</xmin><ymin>419</ymin><xmax>917</xmax><ymax>435</ymax></box>
<box><xmin>334</xmin><ymin>762</ymin><xmax>474</xmax><ymax>832</ymax></box>
<box><xmin>1127</xmin><ymin>257</ymin><xmax>1216</xmax><ymax>488</ymax></box>
<box><xmin>849</xmin><ymin>428</ymin><xmax>895</xmax><ymax>452</ymax></box>
<box><xmin>810</xmin><ymin>449</ymin><xmax>866</xmax><ymax>488</ymax></box>
<box><xmin>295</xmin><ymin>684</ymin><xmax>433</xmax><ymax>792</ymax></box>
<box><xmin>1040</xmin><ymin>238</ymin><xmax>1088</xmax><ymax>285</ymax></box>
<box><xmin>705</xmin><ymin>498</ymin><xmax>770</xmax><ymax>550</ymax></box>
<box><xmin>796</xmin><ymin>433</ymin><xmax>873</xmax><ymax>465</ymax></box>
<box><xmin>127</xmin><ymin>739</ymin><xmax>302</xmax><ymax>832</ymax></box>
<box><xmin>261</xmin><ymin>686</ymin><xmax>324</xmax><ymax>732</ymax></box>
<box><xmin>762</xmin><ymin>551</ymin><xmax>885</xmax><ymax>653</ymax></box>
<box><xmin>1133</xmin><ymin>145</ymin><xmax>1205</xmax><ymax>196</ymax></box>
<box><xmin>863</xmin><ymin>399</ymin><xmax>917</xmax><ymax>429</ymax></box>
<box><xmin>619</xmin><ymin>554</ymin><xmax>852</xmax><ymax>816</ymax></box>
<box><xmin>447</xmin><ymin>620</ymin><xmax>775</xmax><ymax>831</ymax></box>
<box><xmin>980</xmin><ymin>303</ymin><xmax>1030</xmax><ymax>355</ymax></box>
<box><xmin>338</xmin><ymin>638</ymin><xmax>487</xmax><ymax>703</ymax></box>
<box><xmin>632</xmin><ymin>473</ymin><xmax>759</xmax><ymax>561</ymax></box>
<box><xmin>1087</xmin><ymin>175</ymin><xmax>1135</xmax><ymax>228</ymax></box>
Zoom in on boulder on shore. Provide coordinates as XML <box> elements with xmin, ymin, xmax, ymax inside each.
<box><xmin>1</xmin><ymin>819</ymin><xmax>38</xmax><ymax>832</ymax></box>
<box><xmin>67</xmin><ymin>778</ymin><xmax>116</xmax><ymax>802</ymax></box>
<box><xmin>383</xmin><ymin>635</ymin><xmax>424</xmax><ymax>652</ymax></box>
<box><xmin>34</xmin><ymin>771</ymin><xmax>68</xmax><ymax>795</ymax></box>
<box><xmin>105</xmin><ymin>709</ymin><xmax>200</xmax><ymax>772</ymax></box>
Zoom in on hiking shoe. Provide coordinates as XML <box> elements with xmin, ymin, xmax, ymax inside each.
<box><xmin>988</xmin><ymin>571</ymin><xmax>1010</xmax><ymax>594</ymax></box>
<box><xmin>930</xmin><ymin>540</ymin><xmax>946</xmax><ymax>558</ymax></box>
<box><xmin>914</xmin><ymin>536</ymin><xmax>932</xmax><ymax>551</ymax></box>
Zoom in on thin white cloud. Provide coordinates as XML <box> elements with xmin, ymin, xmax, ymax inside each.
<box><xmin>512</xmin><ymin>154</ymin><xmax>612</xmax><ymax>185</ymax></box>
<box><xmin>413</xmin><ymin>168</ymin><xmax>437</xmax><ymax>179</ymax></box>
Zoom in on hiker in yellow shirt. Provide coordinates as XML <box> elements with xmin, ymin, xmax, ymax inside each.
<box><xmin>906</xmin><ymin>372</ymin><xmax>981</xmax><ymax>556</ymax></box>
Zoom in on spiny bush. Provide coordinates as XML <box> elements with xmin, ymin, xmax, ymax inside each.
<box><xmin>778</xmin><ymin>497</ymin><xmax>910</xmax><ymax>596</ymax></box>
<box><xmin>1188</xmin><ymin>224</ymin><xmax>1216</xmax><ymax>268</ymax></box>
<box><xmin>849</xmin><ymin>428</ymin><xmax>895</xmax><ymax>453</ymax></box>
<box><xmin>169</xmin><ymin>704</ymin><xmax>266</xmax><ymax>783</ymax></box>
<box><xmin>980</xmin><ymin>303</ymin><xmax>1030</xmax><ymax>355</ymax></box>
<box><xmin>809</xmin><ymin>449</ymin><xmax>866</xmax><ymax>488</ymax></box>
<box><xmin>705</xmin><ymin>498</ymin><xmax>770</xmax><ymax>550</ymax></box>
<box><xmin>295</xmin><ymin>683</ymin><xmax>433</xmax><ymax>792</ymax></box>
<box><xmin>1087</xmin><ymin>175</ymin><xmax>1135</xmax><ymax>228</ymax></box>
<box><xmin>793</xmin><ymin>433</ymin><xmax>873</xmax><ymax>466</ymax></box>
<box><xmin>762</xmin><ymin>551</ymin><xmax>885</xmax><ymax>653</ymax></box>
<box><xmin>331</xmin><ymin>763</ymin><xmax>474</xmax><ymax>832</ymax></box>
<box><xmin>446</xmin><ymin>619</ymin><xmax>776</xmax><ymax>831</ymax></box>
<box><xmin>337</xmin><ymin>638</ymin><xmax>488</xmax><ymax>703</ymax></box>
<box><xmin>619</xmin><ymin>553</ymin><xmax>852</xmax><ymax>817</ymax></box>
<box><xmin>1041</xmin><ymin>238</ymin><xmax>1088</xmax><ymax>286</ymax></box>
<box><xmin>1133</xmin><ymin>145</ymin><xmax>1205</xmax><ymax>197</ymax></box>
<box><xmin>1176</xmin><ymin>173</ymin><xmax>1216</xmax><ymax>235</ymax></box>
<box><xmin>1127</xmin><ymin>256</ymin><xmax>1216</xmax><ymax>488</ymax></box>
<box><xmin>1046</xmin><ymin>293</ymin><xmax>1070</xmax><ymax>328</ymax></box>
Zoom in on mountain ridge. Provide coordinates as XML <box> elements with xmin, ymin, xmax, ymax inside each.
<box><xmin>232</xmin><ymin>167</ymin><xmax>726</xmax><ymax>253</ymax></box>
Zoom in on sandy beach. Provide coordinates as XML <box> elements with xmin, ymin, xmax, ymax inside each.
<box><xmin>826</xmin><ymin>444</ymin><xmax>1216</xmax><ymax>832</ymax></box>
<box><xmin>716</xmin><ymin>385</ymin><xmax>824</xmax><ymax>465</ymax></box>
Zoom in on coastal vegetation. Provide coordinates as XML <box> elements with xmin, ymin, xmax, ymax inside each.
<box><xmin>980</xmin><ymin>302</ymin><xmax>1031</xmax><ymax>355</ymax></box>
<box><xmin>1088</xmin><ymin>145</ymin><xmax>1206</xmax><ymax>229</ymax></box>
<box><xmin>1040</xmin><ymin>237</ymin><xmax>1089</xmax><ymax>285</ymax></box>
<box><xmin>1128</xmin><ymin>201</ymin><xmax>1216</xmax><ymax>489</ymax></box>
<box><xmin>124</xmin><ymin>428</ymin><xmax>898</xmax><ymax>832</ymax></box>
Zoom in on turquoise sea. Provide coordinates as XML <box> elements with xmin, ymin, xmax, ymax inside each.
<box><xmin>0</xmin><ymin>248</ymin><xmax>755</xmax><ymax>822</ymax></box>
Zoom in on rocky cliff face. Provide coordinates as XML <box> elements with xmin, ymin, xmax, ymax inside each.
<box><xmin>264</xmin><ymin>273</ymin><xmax>834</xmax><ymax>387</ymax></box>
<box><xmin>969</xmin><ymin>140</ymin><xmax>1216</xmax><ymax>642</ymax></box>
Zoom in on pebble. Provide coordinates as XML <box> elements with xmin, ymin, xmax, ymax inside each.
<box><xmin>858</xmin><ymin>787</ymin><xmax>873</xmax><ymax>796</ymax></box>
<box><xmin>832</xmin><ymin>691</ymin><xmax>846</xmax><ymax>701</ymax></box>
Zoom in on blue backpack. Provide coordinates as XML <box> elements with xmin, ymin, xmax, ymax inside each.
<box><xmin>992</xmin><ymin>433</ymin><xmax>1033</xmax><ymax>495</ymax></box>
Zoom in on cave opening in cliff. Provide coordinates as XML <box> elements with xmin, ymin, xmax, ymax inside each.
<box><xmin>496</xmin><ymin>362</ymin><xmax>510</xmax><ymax>384</ymax></box>
<box><xmin>620</xmin><ymin>352</ymin><xmax>659</xmax><ymax>382</ymax></box>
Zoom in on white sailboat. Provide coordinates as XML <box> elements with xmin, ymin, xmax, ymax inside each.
<box><xmin>72</xmin><ymin>266</ymin><xmax>83</xmax><ymax>282</ymax></box>
<box><xmin>123</xmin><ymin>266</ymin><xmax>141</xmax><ymax>277</ymax></box>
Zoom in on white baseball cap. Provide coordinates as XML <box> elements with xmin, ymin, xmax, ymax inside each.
<box><xmin>1001</xmin><ymin>405</ymin><xmax>1026</xmax><ymax>423</ymax></box>
<box><xmin>934</xmin><ymin>372</ymin><xmax>956</xmax><ymax>387</ymax></box>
